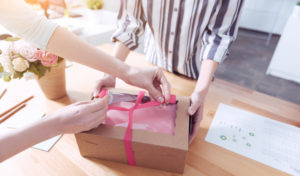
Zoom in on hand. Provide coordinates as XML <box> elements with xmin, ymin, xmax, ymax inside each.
<box><xmin>93</xmin><ymin>74</ymin><xmax>116</xmax><ymax>98</ymax></box>
<box><xmin>49</xmin><ymin>96</ymin><xmax>108</xmax><ymax>134</ymax></box>
<box><xmin>125</xmin><ymin>67</ymin><xmax>171</xmax><ymax>103</ymax></box>
<box><xmin>188</xmin><ymin>91</ymin><xmax>206</xmax><ymax>144</ymax></box>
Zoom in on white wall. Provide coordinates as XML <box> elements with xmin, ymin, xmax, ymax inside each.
<box><xmin>239</xmin><ymin>0</ymin><xmax>299</xmax><ymax>34</ymax></box>
<box><xmin>267</xmin><ymin>8</ymin><xmax>300</xmax><ymax>83</ymax></box>
<box><xmin>102</xmin><ymin>0</ymin><xmax>120</xmax><ymax>12</ymax></box>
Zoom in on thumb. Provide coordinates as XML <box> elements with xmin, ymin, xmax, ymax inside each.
<box><xmin>148</xmin><ymin>85</ymin><xmax>164</xmax><ymax>103</ymax></box>
<box><xmin>100</xmin><ymin>94</ymin><xmax>109</xmax><ymax>105</ymax></box>
<box><xmin>188</xmin><ymin>102</ymin><xmax>198</xmax><ymax>115</ymax></box>
<box><xmin>93</xmin><ymin>81</ymin><xmax>104</xmax><ymax>97</ymax></box>
<box><xmin>93</xmin><ymin>94</ymin><xmax>109</xmax><ymax>109</ymax></box>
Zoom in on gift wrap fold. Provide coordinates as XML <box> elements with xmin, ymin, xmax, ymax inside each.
<box><xmin>75</xmin><ymin>88</ymin><xmax>189</xmax><ymax>173</ymax></box>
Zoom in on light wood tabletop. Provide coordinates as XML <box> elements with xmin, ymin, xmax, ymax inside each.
<box><xmin>0</xmin><ymin>44</ymin><xmax>299</xmax><ymax>176</ymax></box>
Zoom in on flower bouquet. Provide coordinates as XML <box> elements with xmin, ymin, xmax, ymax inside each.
<box><xmin>0</xmin><ymin>37</ymin><xmax>66</xmax><ymax>99</ymax></box>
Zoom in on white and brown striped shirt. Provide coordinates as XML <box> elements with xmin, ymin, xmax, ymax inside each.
<box><xmin>112</xmin><ymin>0</ymin><xmax>244</xmax><ymax>79</ymax></box>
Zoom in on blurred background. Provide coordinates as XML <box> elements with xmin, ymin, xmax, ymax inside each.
<box><xmin>0</xmin><ymin>0</ymin><xmax>299</xmax><ymax>105</ymax></box>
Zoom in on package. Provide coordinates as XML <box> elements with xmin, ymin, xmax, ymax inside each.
<box><xmin>75</xmin><ymin>88</ymin><xmax>190</xmax><ymax>173</ymax></box>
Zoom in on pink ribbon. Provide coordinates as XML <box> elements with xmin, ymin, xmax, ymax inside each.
<box><xmin>98</xmin><ymin>89</ymin><xmax>176</xmax><ymax>166</ymax></box>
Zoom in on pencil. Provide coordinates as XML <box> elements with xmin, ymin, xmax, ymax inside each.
<box><xmin>0</xmin><ymin>103</ymin><xmax>26</xmax><ymax>123</ymax></box>
<box><xmin>0</xmin><ymin>88</ymin><xmax>7</xmax><ymax>100</ymax></box>
<box><xmin>0</xmin><ymin>95</ymin><xmax>34</xmax><ymax>118</ymax></box>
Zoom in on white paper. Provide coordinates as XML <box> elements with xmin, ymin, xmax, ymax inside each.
<box><xmin>205</xmin><ymin>104</ymin><xmax>300</xmax><ymax>176</ymax></box>
<box><xmin>32</xmin><ymin>135</ymin><xmax>62</xmax><ymax>152</ymax></box>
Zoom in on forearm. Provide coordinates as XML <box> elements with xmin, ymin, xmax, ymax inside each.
<box><xmin>0</xmin><ymin>116</ymin><xmax>59</xmax><ymax>162</ymax></box>
<box><xmin>46</xmin><ymin>27</ymin><xmax>131</xmax><ymax>81</ymax></box>
<box><xmin>113</xmin><ymin>41</ymin><xmax>131</xmax><ymax>61</ymax></box>
<box><xmin>103</xmin><ymin>41</ymin><xmax>130</xmax><ymax>78</ymax></box>
<box><xmin>194</xmin><ymin>59</ymin><xmax>218</xmax><ymax>94</ymax></box>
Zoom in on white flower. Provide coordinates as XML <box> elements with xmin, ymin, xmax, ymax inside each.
<box><xmin>0</xmin><ymin>55</ymin><xmax>14</xmax><ymax>73</ymax></box>
<box><xmin>23</xmin><ymin>72</ymin><xmax>35</xmax><ymax>80</ymax></box>
<box><xmin>0</xmin><ymin>42</ymin><xmax>13</xmax><ymax>56</ymax></box>
<box><xmin>12</xmin><ymin>57</ymin><xmax>29</xmax><ymax>72</ymax></box>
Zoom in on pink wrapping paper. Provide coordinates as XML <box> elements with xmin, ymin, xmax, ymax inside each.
<box><xmin>102</xmin><ymin>92</ymin><xmax>178</xmax><ymax>135</ymax></box>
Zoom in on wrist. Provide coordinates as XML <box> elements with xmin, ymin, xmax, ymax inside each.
<box><xmin>122</xmin><ymin>66</ymin><xmax>138</xmax><ymax>84</ymax></box>
<box><xmin>193</xmin><ymin>86</ymin><xmax>209</xmax><ymax>96</ymax></box>
<box><xmin>44</xmin><ymin>114</ymin><xmax>63</xmax><ymax>136</ymax></box>
<box><xmin>103</xmin><ymin>73</ymin><xmax>116</xmax><ymax>80</ymax></box>
<box><xmin>117</xmin><ymin>64</ymin><xmax>132</xmax><ymax>82</ymax></box>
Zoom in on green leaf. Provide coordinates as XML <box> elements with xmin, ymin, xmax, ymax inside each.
<box><xmin>58</xmin><ymin>57</ymin><xmax>64</xmax><ymax>63</ymax></box>
<box><xmin>12</xmin><ymin>71</ymin><xmax>24</xmax><ymax>79</ymax></box>
<box><xmin>28</xmin><ymin>64</ymin><xmax>40</xmax><ymax>77</ymax></box>
<box><xmin>0</xmin><ymin>63</ymin><xmax>3</xmax><ymax>73</ymax></box>
<box><xmin>3</xmin><ymin>72</ymin><xmax>11</xmax><ymax>82</ymax></box>
<box><xmin>297</xmin><ymin>1</ymin><xmax>300</xmax><ymax>5</ymax></box>
<box><xmin>36</xmin><ymin>64</ymin><xmax>48</xmax><ymax>78</ymax></box>
<box><xmin>5</xmin><ymin>37</ymin><xmax>20</xmax><ymax>42</ymax></box>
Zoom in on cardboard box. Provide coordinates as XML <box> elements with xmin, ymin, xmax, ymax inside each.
<box><xmin>75</xmin><ymin>89</ymin><xmax>189</xmax><ymax>173</ymax></box>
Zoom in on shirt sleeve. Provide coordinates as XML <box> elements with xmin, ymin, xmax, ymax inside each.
<box><xmin>0</xmin><ymin>0</ymin><xmax>58</xmax><ymax>51</ymax></box>
<box><xmin>111</xmin><ymin>0</ymin><xmax>146</xmax><ymax>50</ymax></box>
<box><xmin>200</xmin><ymin>0</ymin><xmax>244</xmax><ymax>63</ymax></box>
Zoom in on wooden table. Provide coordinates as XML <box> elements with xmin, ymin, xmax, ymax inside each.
<box><xmin>1</xmin><ymin>44</ymin><xmax>299</xmax><ymax>176</ymax></box>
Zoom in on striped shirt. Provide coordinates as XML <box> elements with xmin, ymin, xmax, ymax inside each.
<box><xmin>112</xmin><ymin>0</ymin><xmax>244</xmax><ymax>79</ymax></box>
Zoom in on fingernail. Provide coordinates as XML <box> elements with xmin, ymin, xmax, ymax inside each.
<box><xmin>93</xmin><ymin>92</ymin><xmax>97</xmax><ymax>97</ymax></box>
<box><xmin>164</xmin><ymin>97</ymin><xmax>169</xmax><ymax>104</ymax></box>
<box><xmin>188</xmin><ymin>108</ymin><xmax>194</xmax><ymax>115</ymax></box>
<box><xmin>158</xmin><ymin>96</ymin><xmax>164</xmax><ymax>103</ymax></box>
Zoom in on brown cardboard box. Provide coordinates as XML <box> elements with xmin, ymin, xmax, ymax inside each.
<box><xmin>75</xmin><ymin>89</ymin><xmax>189</xmax><ymax>173</ymax></box>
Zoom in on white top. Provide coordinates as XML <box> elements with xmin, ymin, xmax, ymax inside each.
<box><xmin>0</xmin><ymin>0</ymin><xmax>58</xmax><ymax>50</ymax></box>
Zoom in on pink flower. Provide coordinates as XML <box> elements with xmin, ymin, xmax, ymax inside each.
<box><xmin>35</xmin><ymin>50</ymin><xmax>44</xmax><ymax>60</ymax></box>
<box><xmin>38</xmin><ymin>51</ymin><xmax>58</xmax><ymax>67</ymax></box>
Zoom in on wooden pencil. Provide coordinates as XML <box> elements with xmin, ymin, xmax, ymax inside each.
<box><xmin>0</xmin><ymin>95</ymin><xmax>34</xmax><ymax>118</ymax></box>
<box><xmin>0</xmin><ymin>103</ymin><xmax>26</xmax><ymax>123</ymax></box>
<box><xmin>0</xmin><ymin>88</ymin><xmax>7</xmax><ymax>100</ymax></box>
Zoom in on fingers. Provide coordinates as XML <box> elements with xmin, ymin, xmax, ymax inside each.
<box><xmin>148</xmin><ymin>85</ymin><xmax>164</xmax><ymax>103</ymax></box>
<box><xmin>148</xmin><ymin>68</ymin><xmax>170</xmax><ymax>103</ymax></box>
<box><xmin>87</xmin><ymin>108</ymin><xmax>107</xmax><ymax>129</ymax></box>
<box><xmin>159</xmin><ymin>72</ymin><xmax>171</xmax><ymax>103</ymax></box>
<box><xmin>93</xmin><ymin>80</ymin><xmax>104</xmax><ymax>97</ymax></box>
<box><xmin>80</xmin><ymin>95</ymin><xmax>109</xmax><ymax>113</ymax></box>
<box><xmin>188</xmin><ymin>101</ymin><xmax>199</xmax><ymax>115</ymax></box>
<box><xmin>188</xmin><ymin>93</ymin><xmax>204</xmax><ymax>115</ymax></box>
<box><xmin>189</xmin><ymin>106</ymin><xmax>204</xmax><ymax>144</ymax></box>
<box><xmin>80</xmin><ymin>107</ymin><xmax>107</xmax><ymax>132</ymax></box>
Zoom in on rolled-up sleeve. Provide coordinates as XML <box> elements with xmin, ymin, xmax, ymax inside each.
<box><xmin>111</xmin><ymin>0</ymin><xmax>146</xmax><ymax>50</ymax></box>
<box><xmin>0</xmin><ymin>0</ymin><xmax>58</xmax><ymax>51</ymax></box>
<box><xmin>200</xmin><ymin>0</ymin><xmax>244</xmax><ymax>63</ymax></box>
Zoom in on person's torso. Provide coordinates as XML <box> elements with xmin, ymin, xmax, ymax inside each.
<box><xmin>141</xmin><ymin>0</ymin><xmax>217</xmax><ymax>79</ymax></box>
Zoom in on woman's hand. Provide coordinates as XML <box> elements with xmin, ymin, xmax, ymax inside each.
<box><xmin>124</xmin><ymin>66</ymin><xmax>171</xmax><ymax>103</ymax></box>
<box><xmin>93</xmin><ymin>67</ymin><xmax>171</xmax><ymax>103</ymax></box>
<box><xmin>93</xmin><ymin>74</ymin><xmax>116</xmax><ymax>97</ymax></box>
<box><xmin>49</xmin><ymin>96</ymin><xmax>109</xmax><ymax>134</ymax></box>
<box><xmin>0</xmin><ymin>96</ymin><xmax>109</xmax><ymax>162</ymax></box>
<box><xmin>188</xmin><ymin>90</ymin><xmax>207</xmax><ymax>144</ymax></box>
